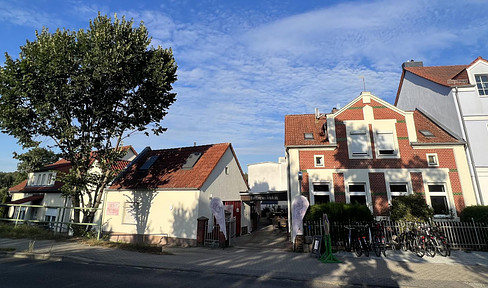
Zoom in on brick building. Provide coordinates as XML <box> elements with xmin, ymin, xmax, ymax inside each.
<box><xmin>285</xmin><ymin>92</ymin><xmax>477</xmax><ymax>238</ymax></box>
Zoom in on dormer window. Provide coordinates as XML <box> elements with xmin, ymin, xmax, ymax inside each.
<box><xmin>475</xmin><ymin>75</ymin><xmax>488</xmax><ymax>96</ymax></box>
<box><xmin>27</xmin><ymin>172</ymin><xmax>56</xmax><ymax>187</ymax></box>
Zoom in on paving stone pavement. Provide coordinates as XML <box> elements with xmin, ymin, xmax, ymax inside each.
<box><xmin>1</xmin><ymin>230</ymin><xmax>488</xmax><ymax>287</ymax></box>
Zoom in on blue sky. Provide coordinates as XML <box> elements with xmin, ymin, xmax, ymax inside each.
<box><xmin>1</xmin><ymin>0</ymin><xmax>487</xmax><ymax>173</ymax></box>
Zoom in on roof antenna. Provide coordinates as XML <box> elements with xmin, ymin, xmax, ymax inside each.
<box><xmin>359</xmin><ymin>75</ymin><xmax>366</xmax><ymax>91</ymax></box>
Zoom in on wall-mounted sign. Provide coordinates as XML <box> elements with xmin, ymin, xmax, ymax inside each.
<box><xmin>106</xmin><ymin>202</ymin><xmax>120</xmax><ymax>216</ymax></box>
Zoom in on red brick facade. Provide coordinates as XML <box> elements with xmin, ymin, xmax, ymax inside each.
<box><xmin>286</xmin><ymin>93</ymin><xmax>468</xmax><ymax>218</ymax></box>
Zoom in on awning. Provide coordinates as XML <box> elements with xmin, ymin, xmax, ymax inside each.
<box><xmin>7</xmin><ymin>194</ymin><xmax>44</xmax><ymax>204</ymax></box>
<box><xmin>240</xmin><ymin>191</ymin><xmax>288</xmax><ymax>202</ymax></box>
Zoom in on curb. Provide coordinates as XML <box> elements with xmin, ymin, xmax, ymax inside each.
<box><xmin>1</xmin><ymin>251</ymin><xmax>62</xmax><ymax>261</ymax></box>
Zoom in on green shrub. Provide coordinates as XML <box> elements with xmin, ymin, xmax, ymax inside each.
<box><xmin>304</xmin><ymin>202</ymin><xmax>373</xmax><ymax>222</ymax></box>
<box><xmin>460</xmin><ymin>206</ymin><xmax>488</xmax><ymax>223</ymax></box>
<box><xmin>0</xmin><ymin>222</ymin><xmax>66</xmax><ymax>240</ymax></box>
<box><xmin>390</xmin><ymin>194</ymin><xmax>434</xmax><ymax>222</ymax></box>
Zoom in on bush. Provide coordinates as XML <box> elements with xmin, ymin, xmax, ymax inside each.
<box><xmin>304</xmin><ymin>202</ymin><xmax>373</xmax><ymax>222</ymax></box>
<box><xmin>390</xmin><ymin>194</ymin><xmax>434</xmax><ymax>222</ymax></box>
<box><xmin>0</xmin><ymin>222</ymin><xmax>66</xmax><ymax>240</ymax></box>
<box><xmin>460</xmin><ymin>206</ymin><xmax>488</xmax><ymax>223</ymax></box>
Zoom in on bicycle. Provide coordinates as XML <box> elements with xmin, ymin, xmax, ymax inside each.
<box><xmin>372</xmin><ymin>221</ymin><xmax>386</xmax><ymax>257</ymax></box>
<box><xmin>352</xmin><ymin>224</ymin><xmax>370</xmax><ymax>257</ymax></box>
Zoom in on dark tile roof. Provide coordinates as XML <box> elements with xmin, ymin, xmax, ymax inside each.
<box><xmin>109</xmin><ymin>143</ymin><xmax>236</xmax><ymax>190</ymax></box>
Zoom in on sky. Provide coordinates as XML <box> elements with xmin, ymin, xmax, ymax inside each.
<box><xmin>1</xmin><ymin>0</ymin><xmax>487</xmax><ymax>173</ymax></box>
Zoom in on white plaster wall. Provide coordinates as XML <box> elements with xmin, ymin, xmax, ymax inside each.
<box><xmin>464</xmin><ymin>120</ymin><xmax>488</xmax><ymax>166</ymax></box>
<box><xmin>477</xmin><ymin>168</ymin><xmax>488</xmax><ymax>206</ymax></box>
<box><xmin>198</xmin><ymin>147</ymin><xmax>249</xmax><ymax>226</ymax></box>
<box><xmin>103</xmin><ymin>189</ymin><xmax>200</xmax><ymax>240</ymax></box>
<box><xmin>248</xmin><ymin>159</ymin><xmax>287</xmax><ymax>193</ymax></box>
<box><xmin>397</xmin><ymin>72</ymin><xmax>462</xmax><ymax>136</ymax></box>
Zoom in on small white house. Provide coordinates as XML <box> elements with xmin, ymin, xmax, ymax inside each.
<box><xmin>102</xmin><ymin>143</ymin><xmax>250</xmax><ymax>246</ymax></box>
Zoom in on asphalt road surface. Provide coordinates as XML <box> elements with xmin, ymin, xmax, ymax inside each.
<box><xmin>0</xmin><ymin>257</ymin><xmax>341</xmax><ymax>288</ymax></box>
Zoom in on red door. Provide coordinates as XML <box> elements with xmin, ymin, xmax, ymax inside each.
<box><xmin>223</xmin><ymin>201</ymin><xmax>241</xmax><ymax>236</ymax></box>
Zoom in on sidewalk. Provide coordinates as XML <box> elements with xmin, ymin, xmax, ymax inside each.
<box><xmin>1</xmin><ymin>236</ymin><xmax>487</xmax><ymax>287</ymax></box>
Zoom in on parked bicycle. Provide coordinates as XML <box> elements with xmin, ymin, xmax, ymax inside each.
<box><xmin>372</xmin><ymin>221</ymin><xmax>386</xmax><ymax>257</ymax></box>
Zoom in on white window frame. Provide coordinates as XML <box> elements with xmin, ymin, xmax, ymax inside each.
<box><xmin>375</xmin><ymin>130</ymin><xmax>398</xmax><ymax>158</ymax></box>
<box><xmin>475</xmin><ymin>74</ymin><xmax>488</xmax><ymax>96</ymax></box>
<box><xmin>347</xmin><ymin>183</ymin><xmax>368</xmax><ymax>206</ymax></box>
<box><xmin>314</xmin><ymin>155</ymin><xmax>324</xmax><ymax>167</ymax></box>
<box><xmin>311</xmin><ymin>182</ymin><xmax>333</xmax><ymax>204</ymax></box>
<box><xmin>388</xmin><ymin>182</ymin><xmax>409</xmax><ymax>203</ymax></box>
<box><xmin>348</xmin><ymin>130</ymin><xmax>371</xmax><ymax>159</ymax></box>
<box><xmin>123</xmin><ymin>202</ymin><xmax>138</xmax><ymax>225</ymax></box>
<box><xmin>427</xmin><ymin>153</ymin><xmax>439</xmax><ymax>167</ymax></box>
<box><xmin>427</xmin><ymin>183</ymin><xmax>451</xmax><ymax>217</ymax></box>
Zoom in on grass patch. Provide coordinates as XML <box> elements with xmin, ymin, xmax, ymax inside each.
<box><xmin>81</xmin><ymin>239</ymin><xmax>173</xmax><ymax>255</ymax></box>
<box><xmin>0</xmin><ymin>222</ymin><xmax>68</xmax><ymax>240</ymax></box>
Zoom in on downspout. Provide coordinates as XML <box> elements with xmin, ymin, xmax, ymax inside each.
<box><xmin>453</xmin><ymin>87</ymin><xmax>484</xmax><ymax>205</ymax></box>
<box><xmin>285</xmin><ymin>148</ymin><xmax>292</xmax><ymax>238</ymax></box>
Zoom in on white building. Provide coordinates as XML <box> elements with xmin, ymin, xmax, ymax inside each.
<box><xmin>395</xmin><ymin>57</ymin><xmax>488</xmax><ymax>205</ymax></box>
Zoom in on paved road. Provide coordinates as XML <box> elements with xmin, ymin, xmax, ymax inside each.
<box><xmin>1</xmin><ymin>257</ymin><xmax>335</xmax><ymax>288</ymax></box>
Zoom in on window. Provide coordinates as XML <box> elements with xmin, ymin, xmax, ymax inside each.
<box><xmin>348</xmin><ymin>183</ymin><xmax>367</xmax><ymax>205</ymax></box>
<box><xmin>140</xmin><ymin>156</ymin><xmax>159</xmax><ymax>170</ymax></box>
<box><xmin>312</xmin><ymin>182</ymin><xmax>332</xmax><ymax>204</ymax></box>
<box><xmin>376</xmin><ymin>131</ymin><xmax>396</xmax><ymax>155</ymax></box>
<box><xmin>304</xmin><ymin>133</ymin><xmax>314</xmax><ymax>140</ymax></box>
<box><xmin>123</xmin><ymin>202</ymin><xmax>138</xmax><ymax>224</ymax></box>
<box><xmin>225</xmin><ymin>166</ymin><xmax>229</xmax><ymax>175</ymax></box>
<box><xmin>314</xmin><ymin>155</ymin><xmax>324</xmax><ymax>167</ymax></box>
<box><xmin>419</xmin><ymin>130</ymin><xmax>435</xmax><ymax>137</ymax></box>
<box><xmin>45</xmin><ymin>208</ymin><xmax>57</xmax><ymax>228</ymax></box>
<box><xmin>389</xmin><ymin>183</ymin><xmax>408</xmax><ymax>202</ymax></box>
<box><xmin>349</xmin><ymin>130</ymin><xmax>370</xmax><ymax>157</ymax></box>
<box><xmin>475</xmin><ymin>75</ymin><xmax>488</xmax><ymax>96</ymax></box>
<box><xmin>427</xmin><ymin>153</ymin><xmax>439</xmax><ymax>167</ymax></box>
<box><xmin>428</xmin><ymin>184</ymin><xmax>450</xmax><ymax>215</ymax></box>
<box><xmin>27</xmin><ymin>172</ymin><xmax>56</xmax><ymax>187</ymax></box>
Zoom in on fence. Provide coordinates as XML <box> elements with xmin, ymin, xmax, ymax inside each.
<box><xmin>203</xmin><ymin>218</ymin><xmax>236</xmax><ymax>248</ymax></box>
<box><xmin>0</xmin><ymin>203</ymin><xmax>103</xmax><ymax>239</ymax></box>
<box><xmin>303</xmin><ymin>219</ymin><xmax>488</xmax><ymax>251</ymax></box>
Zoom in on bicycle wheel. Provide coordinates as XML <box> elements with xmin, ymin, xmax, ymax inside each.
<box><xmin>426</xmin><ymin>239</ymin><xmax>436</xmax><ymax>257</ymax></box>
<box><xmin>362</xmin><ymin>239</ymin><xmax>370</xmax><ymax>257</ymax></box>
<box><xmin>414</xmin><ymin>239</ymin><xmax>425</xmax><ymax>258</ymax></box>
<box><xmin>436</xmin><ymin>241</ymin><xmax>448</xmax><ymax>257</ymax></box>
<box><xmin>373</xmin><ymin>238</ymin><xmax>381</xmax><ymax>257</ymax></box>
<box><xmin>353</xmin><ymin>238</ymin><xmax>362</xmax><ymax>257</ymax></box>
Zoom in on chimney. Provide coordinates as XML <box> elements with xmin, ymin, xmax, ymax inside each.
<box><xmin>402</xmin><ymin>60</ymin><xmax>423</xmax><ymax>68</ymax></box>
<box><xmin>331</xmin><ymin>107</ymin><xmax>337</xmax><ymax>114</ymax></box>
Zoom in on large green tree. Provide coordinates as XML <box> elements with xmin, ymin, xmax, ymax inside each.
<box><xmin>0</xmin><ymin>13</ymin><xmax>177</xmax><ymax>234</ymax></box>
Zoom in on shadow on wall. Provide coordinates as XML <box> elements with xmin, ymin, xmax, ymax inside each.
<box><xmin>172</xmin><ymin>204</ymin><xmax>197</xmax><ymax>246</ymax></box>
<box><xmin>125</xmin><ymin>190</ymin><xmax>158</xmax><ymax>243</ymax></box>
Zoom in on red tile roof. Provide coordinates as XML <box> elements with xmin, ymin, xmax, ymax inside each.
<box><xmin>9</xmin><ymin>147</ymin><xmax>135</xmax><ymax>193</ymax></box>
<box><xmin>6</xmin><ymin>194</ymin><xmax>44</xmax><ymax>204</ymax></box>
<box><xmin>403</xmin><ymin>57</ymin><xmax>488</xmax><ymax>87</ymax></box>
<box><xmin>285</xmin><ymin>114</ymin><xmax>328</xmax><ymax>146</ymax></box>
<box><xmin>109</xmin><ymin>143</ymin><xmax>238</xmax><ymax>190</ymax></box>
<box><xmin>404</xmin><ymin>65</ymin><xmax>468</xmax><ymax>87</ymax></box>
<box><xmin>284</xmin><ymin>110</ymin><xmax>461</xmax><ymax>147</ymax></box>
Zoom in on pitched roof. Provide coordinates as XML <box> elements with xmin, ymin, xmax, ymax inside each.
<box><xmin>109</xmin><ymin>143</ymin><xmax>239</xmax><ymax>190</ymax></box>
<box><xmin>284</xmin><ymin>103</ymin><xmax>461</xmax><ymax>147</ymax></box>
<box><xmin>285</xmin><ymin>114</ymin><xmax>328</xmax><ymax>146</ymax></box>
<box><xmin>9</xmin><ymin>147</ymin><xmax>135</xmax><ymax>193</ymax></box>
<box><xmin>404</xmin><ymin>65</ymin><xmax>468</xmax><ymax>87</ymax></box>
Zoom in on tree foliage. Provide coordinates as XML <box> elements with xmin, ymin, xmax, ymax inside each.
<box><xmin>0</xmin><ymin>13</ymin><xmax>177</xmax><ymax>233</ymax></box>
<box><xmin>13</xmin><ymin>147</ymin><xmax>59</xmax><ymax>175</ymax></box>
<box><xmin>460</xmin><ymin>205</ymin><xmax>488</xmax><ymax>223</ymax></box>
<box><xmin>390</xmin><ymin>194</ymin><xmax>434</xmax><ymax>222</ymax></box>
